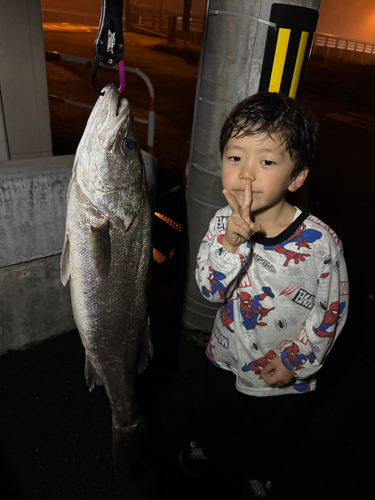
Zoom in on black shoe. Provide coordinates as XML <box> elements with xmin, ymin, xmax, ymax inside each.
<box><xmin>179</xmin><ymin>439</ymin><xmax>209</xmax><ymax>478</ymax></box>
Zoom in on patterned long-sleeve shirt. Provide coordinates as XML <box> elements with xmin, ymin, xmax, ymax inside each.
<box><xmin>196</xmin><ymin>206</ymin><xmax>349</xmax><ymax>397</ymax></box>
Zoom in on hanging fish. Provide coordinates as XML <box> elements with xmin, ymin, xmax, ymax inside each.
<box><xmin>61</xmin><ymin>84</ymin><xmax>152</xmax><ymax>471</ymax></box>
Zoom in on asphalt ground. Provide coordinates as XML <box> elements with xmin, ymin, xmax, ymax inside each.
<box><xmin>1</xmin><ymin>29</ymin><xmax>374</xmax><ymax>499</ymax></box>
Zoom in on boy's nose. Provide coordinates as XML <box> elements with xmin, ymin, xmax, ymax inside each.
<box><xmin>240</xmin><ymin>163</ymin><xmax>255</xmax><ymax>180</ymax></box>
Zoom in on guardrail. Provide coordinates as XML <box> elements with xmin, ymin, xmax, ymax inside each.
<box><xmin>313</xmin><ymin>32</ymin><xmax>375</xmax><ymax>64</ymax></box>
<box><xmin>45</xmin><ymin>52</ymin><xmax>155</xmax><ymax>155</ymax></box>
<box><xmin>130</xmin><ymin>2</ymin><xmax>179</xmax><ymax>32</ymax></box>
<box><xmin>130</xmin><ymin>2</ymin><xmax>203</xmax><ymax>41</ymax></box>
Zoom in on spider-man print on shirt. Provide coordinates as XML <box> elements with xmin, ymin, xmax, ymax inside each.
<box><xmin>220</xmin><ymin>300</ymin><xmax>234</xmax><ymax>332</ymax></box>
<box><xmin>280</xmin><ymin>342</ymin><xmax>317</xmax><ymax>371</ymax></box>
<box><xmin>264</xmin><ymin>223</ymin><xmax>322</xmax><ymax>267</ymax></box>
<box><xmin>240</xmin><ymin>286</ymin><xmax>275</xmax><ymax>330</ymax></box>
<box><xmin>314</xmin><ymin>300</ymin><xmax>347</xmax><ymax>340</ymax></box>
<box><xmin>201</xmin><ymin>267</ymin><xmax>227</xmax><ymax>300</ymax></box>
<box><xmin>242</xmin><ymin>350</ymin><xmax>277</xmax><ymax>377</ymax></box>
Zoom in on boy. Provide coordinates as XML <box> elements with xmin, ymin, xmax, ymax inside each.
<box><xmin>180</xmin><ymin>93</ymin><xmax>348</xmax><ymax>498</ymax></box>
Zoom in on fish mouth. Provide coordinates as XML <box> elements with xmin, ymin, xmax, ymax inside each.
<box><xmin>102</xmin><ymin>84</ymin><xmax>130</xmax><ymax>125</ymax></box>
<box><xmin>97</xmin><ymin>85</ymin><xmax>131</xmax><ymax>150</ymax></box>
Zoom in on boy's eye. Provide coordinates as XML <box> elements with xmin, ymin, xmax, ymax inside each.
<box><xmin>228</xmin><ymin>156</ymin><xmax>241</xmax><ymax>162</ymax></box>
<box><xmin>261</xmin><ymin>160</ymin><xmax>276</xmax><ymax>166</ymax></box>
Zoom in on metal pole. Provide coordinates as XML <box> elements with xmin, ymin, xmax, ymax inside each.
<box><xmin>0</xmin><ymin>86</ymin><xmax>10</xmax><ymax>161</ymax></box>
<box><xmin>182</xmin><ymin>0</ymin><xmax>321</xmax><ymax>331</ymax></box>
<box><xmin>183</xmin><ymin>0</ymin><xmax>193</xmax><ymax>47</ymax></box>
<box><xmin>183</xmin><ymin>0</ymin><xmax>192</xmax><ymax>31</ymax></box>
<box><xmin>123</xmin><ymin>0</ymin><xmax>132</xmax><ymax>32</ymax></box>
<box><xmin>159</xmin><ymin>0</ymin><xmax>164</xmax><ymax>31</ymax></box>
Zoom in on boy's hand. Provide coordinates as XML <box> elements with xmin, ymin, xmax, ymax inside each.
<box><xmin>260</xmin><ymin>357</ymin><xmax>295</xmax><ymax>387</ymax></box>
<box><xmin>222</xmin><ymin>180</ymin><xmax>261</xmax><ymax>253</ymax></box>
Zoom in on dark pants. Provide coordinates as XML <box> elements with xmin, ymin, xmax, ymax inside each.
<box><xmin>193</xmin><ymin>359</ymin><xmax>315</xmax><ymax>496</ymax></box>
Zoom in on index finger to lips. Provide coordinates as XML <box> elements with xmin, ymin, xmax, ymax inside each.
<box><xmin>242</xmin><ymin>180</ymin><xmax>252</xmax><ymax>222</ymax></box>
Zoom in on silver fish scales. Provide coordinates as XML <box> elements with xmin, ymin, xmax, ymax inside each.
<box><xmin>61</xmin><ymin>84</ymin><xmax>152</xmax><ymax>471</ymax></box>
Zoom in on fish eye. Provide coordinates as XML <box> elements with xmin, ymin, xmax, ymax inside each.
<box><xmin>125</xmin><ymin>139</ymin><xmax>135</xmax><ymax>150</ymax></box>
<box><xmin>123</xmin><ymin>137</ymin><xmax>136</xmax><ymax>156</ymax></box>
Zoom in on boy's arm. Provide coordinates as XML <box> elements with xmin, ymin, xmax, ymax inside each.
<box><xmin>265</xmin><ymin>247</ymin><xmax>349</xmax><ymax>386</ymax></box>
<box><xmin>195</xmin><ymin>213</ymin><xmax>251</xmax><ymax>304</ymax></box>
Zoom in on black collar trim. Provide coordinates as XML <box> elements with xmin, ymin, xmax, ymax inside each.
<box><xmin>250</xmin><ymin>207</ymin><xmax>310</xmax><ymax>246</ymax></box>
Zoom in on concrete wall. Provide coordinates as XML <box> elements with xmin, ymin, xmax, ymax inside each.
<box><xmin>0</xmin><ymin>156</ymin><xmax>75</xmax><ymax>352</ymax></box>
<box><xmin>0</xmin><ymin>152</ymin><xmax>156</xmax><ymax>354</ymax></box>
<box><xmin>0</xmin><ymin>0</ymin><xmax>53</xmax><ymax>160</ymax></box>
<box><xmin>1</xmin><ymin>158</ymin><xmax>72</xmax><ymax>269</ymax></box>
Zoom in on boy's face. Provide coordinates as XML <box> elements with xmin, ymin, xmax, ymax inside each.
<box><xmin>222</xmin><ymin>132</ymin><xmax>307</xmax><ymax>215</ymax></box>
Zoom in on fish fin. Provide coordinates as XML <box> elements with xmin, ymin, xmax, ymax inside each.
<box><xmin>60</xmin><ymin>234</ymin><xmax>71</xmax><ymax>285</ymax></box>
<box><xmin>85</xmin><ymin>355</ymin><xmax>104</xmax><ymax>391</ymax></box>
<box><xmin>89</xmin><ymin>220</ymin><xmax>111</xmax><ymax>276</ymax></box>
<box><xmin>137</xmin><ymin>322</ymin><xmax>153</xmax><ymax>375</ymax></box>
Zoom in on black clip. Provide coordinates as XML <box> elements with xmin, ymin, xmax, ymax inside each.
<box><xmin>90</xmin><ymin>0</ymin><xmax>125</xmax><ymax>95</ymax></box>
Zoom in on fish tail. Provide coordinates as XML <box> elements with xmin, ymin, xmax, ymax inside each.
<box><xmin>112</xmin><ymin>416</ymin><xmax>149</xmax><ymax>475</ymax></box>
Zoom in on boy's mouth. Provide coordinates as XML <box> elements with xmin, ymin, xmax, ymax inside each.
<box><xmin>234</xmin><ymin>189</ymin><xmax>260</xmax><ymax>195</ymax></box>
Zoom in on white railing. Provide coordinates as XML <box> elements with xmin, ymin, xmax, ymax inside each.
<box><xmin>314</xmin><ymin>32</ymin><xmax>375</xmax><ymax>55</ymax></box>
<box><xmin>130</xmin><ymin>2</ymin><xmax>204</xmax><ymax>32</ymax></box>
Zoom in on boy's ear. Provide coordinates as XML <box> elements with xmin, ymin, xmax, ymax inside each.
<box><xmin>288</xmin><ymin>167</ymin><xmax>309</xmax><ymax>192</ymax></box>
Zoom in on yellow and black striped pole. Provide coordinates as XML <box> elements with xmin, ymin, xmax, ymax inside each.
<box><xmin>259</xmin><ymin>4</ymin><xmax>319</xmax><ymax>99</ymax></box>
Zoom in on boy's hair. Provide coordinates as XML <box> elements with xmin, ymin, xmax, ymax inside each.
<box><xmin>220</xmin><ymin>92</ymin><xmax>319</xmax><ymax>174</ymax></box>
